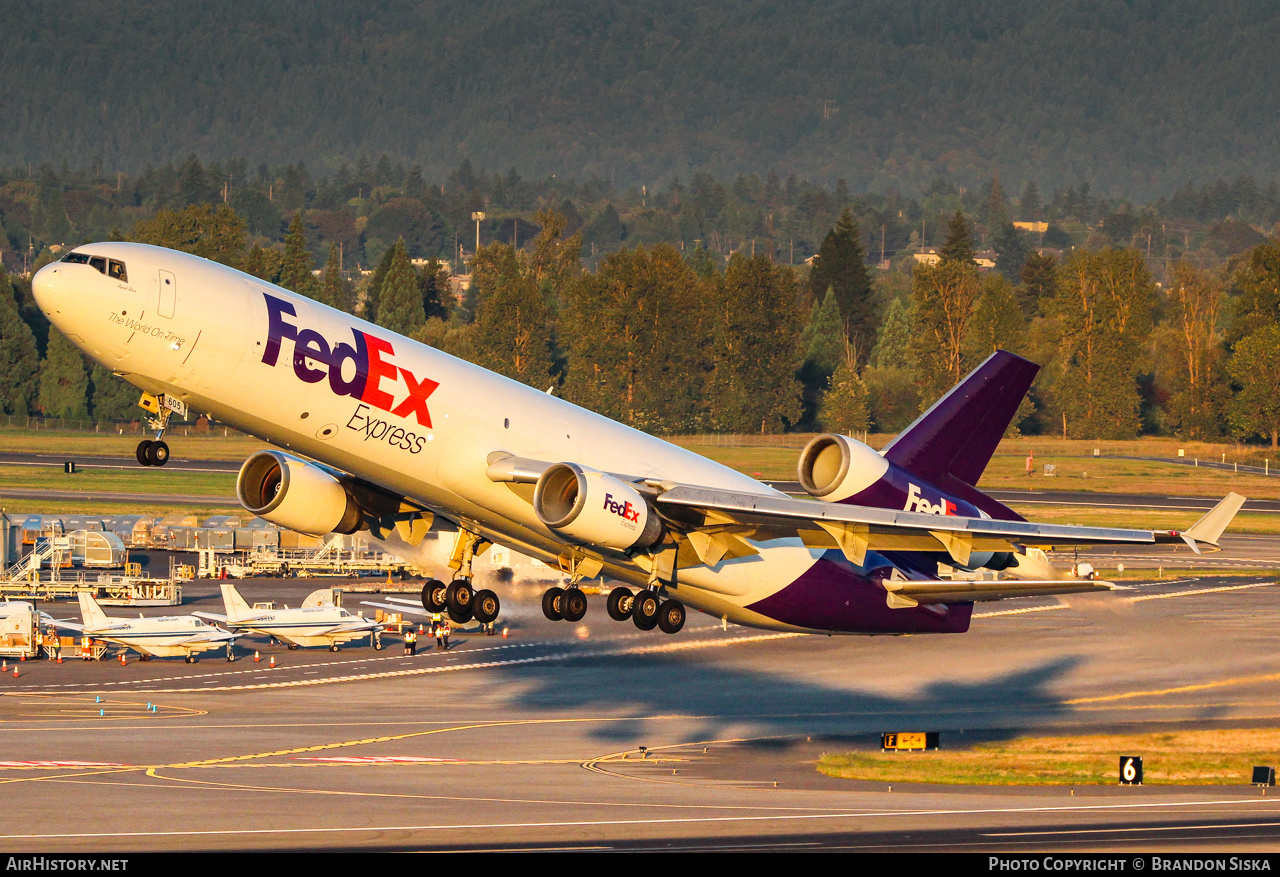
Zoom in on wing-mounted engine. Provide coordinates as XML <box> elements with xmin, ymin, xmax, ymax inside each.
<box><xmin>533</xmin><ymin>462</ymin><xmax>664</xmax><ymax>552</ymax></box>
<box><xmin>236</xmin><ymin>451</ymin><xmax>365</xmax><ymax>536</ymax></box>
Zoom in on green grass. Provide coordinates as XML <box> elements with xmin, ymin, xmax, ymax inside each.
<box><xmin>818</xmin><ymin>729</ymin><xmax>1280</xmax><ymax>785</ymax></box>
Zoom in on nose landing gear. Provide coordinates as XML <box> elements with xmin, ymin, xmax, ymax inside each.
<box><xmin>135</xmin><ymin>392</ymin><xmax>183</xmax><ymax>466</ymax></box>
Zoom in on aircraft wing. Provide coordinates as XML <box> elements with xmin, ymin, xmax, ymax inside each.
<box><xmin>193</xmin><ymin>611</ymin><xmax>228</xmax><ymax>623</ymax></box>
<box><xmin>47</xmin><ymin>618</ymin><xmax>86</xmax><ymax>633</ymax></box>
<box><xmin>652</xmin><ymin>486</ymin><xmax>1246</xmax><ymax>568</ymax></box>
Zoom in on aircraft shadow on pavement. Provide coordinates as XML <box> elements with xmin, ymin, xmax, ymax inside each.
<box><xmin>491</xmin><ymin>650</ymin><xmax>1089</xmax><ymax>744</ymax></box>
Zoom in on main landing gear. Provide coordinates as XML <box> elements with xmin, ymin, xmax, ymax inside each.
<box><xmin>543</xmin><ymin>584</ymin><xmax>685</xmax><ymax>635</ymax></box>
<box><xmin>418</xmin><ymin>528</ymin><xmax>501</xmax><ymax>626</ymax></box>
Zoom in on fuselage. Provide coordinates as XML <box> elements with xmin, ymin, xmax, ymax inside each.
<box><xmin>226</xmin><ymin>606</ymin><xmax>381</xmax><ymax>647</ymax></box>
<box><xmin>33</xmin><ymin>243</ymin><xmax>971</xmax><ymax>635</ymax></box>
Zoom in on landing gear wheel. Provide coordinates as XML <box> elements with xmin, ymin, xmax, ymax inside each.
<box><xmin>473</xmin><ymin>589</ymin><xmax>500</xmax><ymax>625</ymax></box>
<box><xmin>136</xmin><ymin>440</ymin><xmax>154</xmax><ymax>466</ymax></box>
<box><xmin>422</xmin><ymin>579</ymin><xmax>448</xmax><ymax>613</ymax></box>
<box><xmin>561</xmin><ymin>588</ymin><xmax>588</xmax><ymax>622</ymax></box>
<box><xmin>329</xmin><ymin>644</ymin><xmax>339</xmax><ymax>652</ymax></box>
<box><xmin>226</xmin><ymin>646</ymin><xmax>234</xmax><ymax>662</ymax></box>
<box><xmin>606</xmin><ymin>587</ymin><xmax>634</xmax><ymax>621</ymax></box>
<box><xmin>374</xmin><ymin>640</ymin><xmax>384</xmax><ymax>651</ymax></box>
<box><xmin>287</xmin><ymin>643</ymin><xmax>300</xmax><ymax>650</ymax></box>
<box><xmin>632</xmin><ymin>591</ymin><xmax>660</xmax><ymax>631</ymax></box>
<box><xmin>657</xmin><ymin>600</ymin><xmax>686</xmax><ymax>634</ymax></box>
<box><xmin>445</xmin><ymin>580</ymin><xmax>474</xmax><ymax>623</ymax></box>
<box><xmin>184</xmin><ymin>654</ymin><xmax>197</xmax><ymax>664</ymax></box>
<box><xmin>147</xmin><ymin>440</ymin><xmax>170</xmax><ymax>466</ymax></box>
<box><xmin>542</xmin><ymin>586</ymin><xmax>564</xmax><ymax>621</ymax></box>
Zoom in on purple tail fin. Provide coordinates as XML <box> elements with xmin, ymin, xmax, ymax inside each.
<box><xmin>881</xmin><ymin>351</ymin><xmax>1039</xmax><ymax>520</ymax></box>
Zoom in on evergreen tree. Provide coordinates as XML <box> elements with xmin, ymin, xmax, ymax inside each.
<box><xmin>419</xmin><ymin>258</ymin><xmax>452</xmax><ymax>321</ymax></box>
<box><xmin>1020</xmin><ymin>181</ymin><xmax>1043</xmax><ymax>220</ymax></box>
<box><xmin>362</xmin><ymin>245</ymin><xmax>398</xmax><ymax>323</ymax></box>
<box><xmin>318</xmin><ymin>244</ymin><xmax>354</xmax><ymax>313</ymax></box>
<box><xmin>820</xmin><ymin>344</ymin><xmax>870</xmax><ymax>435</ymax></box>
<box><xmin>0</xmin><ymin>264</ymin><xmax>39</xmax><ymax>415</ymax></box>
<box><xmin>279</xmin><ymin>212</ymin><xmax>321</xmax><ymax>300</ymax></box>
<box><xmin>705</xmin><ymin>254</ymin><xmax>803</xmax><ymax>433</ymax></box>
<box><xmin>89</xmin><ymin>363</ymin><xmax>141</xmax><ymax>421</ymax></box>
<box><xmin>991</xmin><ymin>221</ymin><xmax>1028</xmax><ymax>284</ymax></box>
<box><xmin>939</xmin><ymin>211</ymin><xmax>976</xmax><ymax>265</ymax></box>
<box><xmin>376</xmin><ymin>239</ymin><xmax>425</xmax><ymax>336</ymax></box>
<box><xmin>132</xmin><ymin>204</ymin><xmax>246</xmax><ymax>267</ymax></box>
<box><xmin>37</xmin><ymin>328</ymin><xmax>89</xmax><ymax>420</ymax></box>
<box><xmin>795</xmin><ymin>287</ymin><xmax>845</xmax><ymax>430</ymax></box>
<box><xmin>869</xmin><ymin>297</ymin><xmax>913</xmax><ymax>369</ymax></box>
<box><xmin>808</xmin><ymin>208</ymin><xmax>873</xmax><ymax>360</ymax></box>
<box><xmin>469</xmin><ymin>242</ymin><xmax>556</xmax><ymax>388</ymax></box>
<box><xmin>1020</xmin><ymin>250</ymin><xmax>1058</xmax><ymax>316</ymax></box>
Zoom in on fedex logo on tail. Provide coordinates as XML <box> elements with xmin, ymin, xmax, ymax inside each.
<box><xmin>904</xmin><ymin>483</ymin><xmax>957</xmax><ymax>516</ymax></box>
<box><xmin>260</xmin><ymin>293</ymin><xmax>438</xmax><ymax>428</ymax></box>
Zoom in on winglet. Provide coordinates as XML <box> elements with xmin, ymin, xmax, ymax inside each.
<box><xmin>1180</xmin><ymin>493</ymin><xmax>1246</xmax><ymax>553</ymax></box>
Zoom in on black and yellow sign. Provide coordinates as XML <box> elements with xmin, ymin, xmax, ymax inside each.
<box><xmin>1119</xmin><ymin>755</ymin><xmax>1143</xmax><ymax>785</ymax></box>
<box><xmin>882</xmin><ymin>732</ymin><xmax>939</xmax><ymax>751</ymax></box>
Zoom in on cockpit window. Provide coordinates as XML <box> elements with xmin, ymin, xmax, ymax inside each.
<box><xmin>60</xmin><ymin>252</ymin><xmax>127</xmax><ymax>282</ymax></box>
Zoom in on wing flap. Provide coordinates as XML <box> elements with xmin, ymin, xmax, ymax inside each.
<box><xmin>886</xmin><ymin>578</ymin><xmax>1116</xmax><ymax>607</ymax></box>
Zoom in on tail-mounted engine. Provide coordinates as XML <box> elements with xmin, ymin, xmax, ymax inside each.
<box><xmin>236</xmin><ymin>451</ymin><xmax>363</xmax><ymax>536</ymax></box>
<box><xmin>797</xmin><ymin>433</ymin><xmax>890</xmax><ymax>502</ymax></box>
<box><xmin>533</xmin><ymin>462</ymin><xmax>664</xmax><ymax>552</ymax></box>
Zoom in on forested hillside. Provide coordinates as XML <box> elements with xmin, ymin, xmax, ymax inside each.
<box><xmin>6</xmin><ymin>0</ymin><xmax>1280</xmax><ymax>196</ymax></box>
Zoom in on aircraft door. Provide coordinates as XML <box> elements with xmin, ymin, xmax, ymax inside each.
<box><xmin>158</xmin><ymin>270</ymin><xmax>177</xmax><ymax>318</ymax></box>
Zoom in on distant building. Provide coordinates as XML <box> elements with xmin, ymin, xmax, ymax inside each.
<box><xmin>1014</xmin><ymin>221</ymin><xmax>1048</xmax><ymax>233</ymax></box>
<box><xmin>912</xmin><ymin>247</ymin><xmax>941</xmax><ymax>266</ymax></box>
<box><xmin>974</xmin><ymin>249</ymin><xmax>998</xmax><ymax>270</ymax></box>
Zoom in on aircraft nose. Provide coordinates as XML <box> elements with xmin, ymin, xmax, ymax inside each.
<box><xmin>32</xmin><ymin>262</ymin><xmax>66</xmax><ymax>315</ymax></box>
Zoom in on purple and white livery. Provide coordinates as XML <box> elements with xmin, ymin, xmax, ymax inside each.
<box><xmin>33</xmin><ymin>244</ymin><xmax>1243</xmax><ymax>637</ymax></box>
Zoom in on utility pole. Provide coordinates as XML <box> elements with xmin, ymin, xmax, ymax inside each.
<box><xmin>472</xmin><ymin>212</ymin><xmax>485</xmax><ymax>258</ymax></box>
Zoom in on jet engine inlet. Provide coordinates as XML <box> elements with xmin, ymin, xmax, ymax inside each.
<box><xmin>797</xmin><ymin>433</ymin><xmax>890</xmax><ymax>502</ymax></box>
<box><xmin>533</xmin><ymin>462</ymin><xmax>663</xmax><ymax>551</ymax></box>
<box><xmin>236</xmin><ymin>451</ymin><xmax>363</xmax><ymax>536</ymax></box>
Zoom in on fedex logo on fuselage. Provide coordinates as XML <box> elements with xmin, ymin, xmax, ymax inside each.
<box><xmin>261</xmin><ymin>293</ymin><xmax>437</xmax><ymax>428</ymax></box>
<box><xmin>904</xmin><ymin>483</ymin><xmax>957</xmax><ymax>516</ymax></box>
<box><xmin>603</xmin><ymin>493</ymin><xmax>641</xmax><ymax>524</ymax></box>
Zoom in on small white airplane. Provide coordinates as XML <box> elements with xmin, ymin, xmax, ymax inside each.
<box><xmin>53</xmin><ymin>592</ymin><xmax>236</xmax><ymax>662</ymax></box>
<box><xmin>196</xmin><ymin>584</ymin><xmax>383</xmax><ymax>651</ymax></box>
<box><xmin>33</xmin><ymin>244</ymin><xmax>1245</xmax><ymax>639</ymax></box>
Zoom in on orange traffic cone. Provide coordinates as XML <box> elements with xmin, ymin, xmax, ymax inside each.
<box><xmin>20</xmin><ymin>654</ymin><xmax>25</xmax><ymax>661</ymax></box>
<box><xmin>269</xmin><ymin>656</ymin><xmax>276</xmax><ymax>668</ymax></box>
<box><xmin>56</xmin><ymin>655</ymin><xmax>62</xmax><ymax>664</ymax></box>
<box><xmin>254</xmin><ymin>651</ymin><xmax>260</xmax><ymax>663</ymax></box>
<box><xmin>502</xmin><ymin>627</ymin><xmax>509</xmax><ymax>639</ymax></box>
<box><xmin>119</xmin><ymin>653</ymin><xmax>126</xmax><ymax>665</ymax></box>
<box><xmin>11</xmin><ymin>666</ymin><xmax>17</xmax><ymax>678</ymax></box>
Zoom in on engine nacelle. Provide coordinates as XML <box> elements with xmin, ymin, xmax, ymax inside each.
<box><xmin>533</xmin><ymin>463</ymin><xmax>663</xmax><ymax>552</ymax></box>
<box><xmin>236</xmin><ymin>451</ymin><xmax>362</xmax><ymax>536</ymax></box>
<box><xmin>797</xmin><ymin>433</ymin><xmax>890</xmax><ymax>502</ymax></box>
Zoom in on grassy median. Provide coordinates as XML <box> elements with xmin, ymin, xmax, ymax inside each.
<box><xmin>818</xmin><ymin>729</ymin><xmax>1280</xmax><ymax>785</ymax></box>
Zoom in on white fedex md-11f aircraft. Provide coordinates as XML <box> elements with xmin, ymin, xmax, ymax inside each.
<box><xmin>33</xmin><ymin>244</ymin><xmax>1244</xmax><ymax>637</ymax></box>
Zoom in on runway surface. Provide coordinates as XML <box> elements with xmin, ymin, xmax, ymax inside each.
<box><xmin>5</xmin><ymin>574</ymin><xmax>1280</xmax><ymax>851</ymax></box>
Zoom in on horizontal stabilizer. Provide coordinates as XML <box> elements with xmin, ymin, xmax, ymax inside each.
<box><xmin>1180</xmin><ymin>492</ymin><xmax>1246</xmax><ymax>553</ymax></box>
<box><xmin>193</xmin><ymin>611</ymin><xmax>228</xmax><ymax>623</ymax></box>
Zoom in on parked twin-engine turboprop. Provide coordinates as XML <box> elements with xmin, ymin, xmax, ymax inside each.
<box><xmin>32</xmin><ymin>243</ymin><xmax>1245</xmax><ymax>638</ymax></box>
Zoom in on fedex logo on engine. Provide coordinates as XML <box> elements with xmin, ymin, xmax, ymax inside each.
<box><xmin>603</xmin><ymin>493</ymin><xmax>641</xmax><ymax>525</ymax></box>
<box><xmin>904</xmin><ymin>483</ymin><xmax>957</xmax><ymax>516</ymax></box>
<box><xmin>260</xmin><ymin>293</ymin><xmax>438</xmax><ymax>428</ymax></box>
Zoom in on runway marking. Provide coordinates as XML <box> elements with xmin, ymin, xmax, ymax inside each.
<box><xmin>0</xmin><ymin>761</ymin><xmax>126</xmax><ymax>768</ymax></box>
<box><xmin>1066</xmin><ymin>671</ymin><xmax>1280</xmax><ymax>704</ymax></box>
<box><xmin>1131</xmin><ymin>581</ymin><xmax>1277</xmax><ymax>601</ymax></box>
<box><xmin>988</xmin><ymin>820</ymin><xmax>1280</xmax><ymax>837</ymax></box>
<box><xmin>10</xmin><ymin>631</ymin><xmax>804</xmax><ymax>694</ymax></box>
<box><xmin>3</xmin><ymin>796</ymin><xmax>1279</xmax><ymax>843</ymax></box>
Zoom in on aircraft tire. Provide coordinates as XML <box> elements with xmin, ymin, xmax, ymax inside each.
<box><xmin>136</xmin><ymin>440</ymin><xmax>154</xmax><ymax>466</ymax></box>
<box><xmin>473</xmin><ymin>589</ymin><xmax>500</xmax><ymax>624</ymax></box>
<box><xmin>422</xmin><ymin>579</ymin><xmax>447</xmax><ymax>613</ymax></box>
<box><xmin>657</xmin><ymin>600</ymin><xmax>686</xmax><ymax>635</ymax></box>
<box><xmin>147</xmin><ymin>440</ymin><xmax>170</xmax><ymax>466</ymax></box>
<box><xmin>541</xmin><ymin>586</ymin><xmax>564</xmax><ymax>621</ymax></box>
<box><xmin>446</xmin><ymin>580</ymin><xmax>474</xmax><ymax>615</ymax></box>
<box><xmin>561</xmin><ymin>588</ymin><xmax>588</xmax><ymax>622</ymax></box>
<box><xmin>606</xmin><ymin>588</ymin><xmax>633</xmax><ymax>621</ymax></box>
<box><xmin>632</xmin><ymin>592</ymin><xmax>660</xmax><ymax>631</ymax></box>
